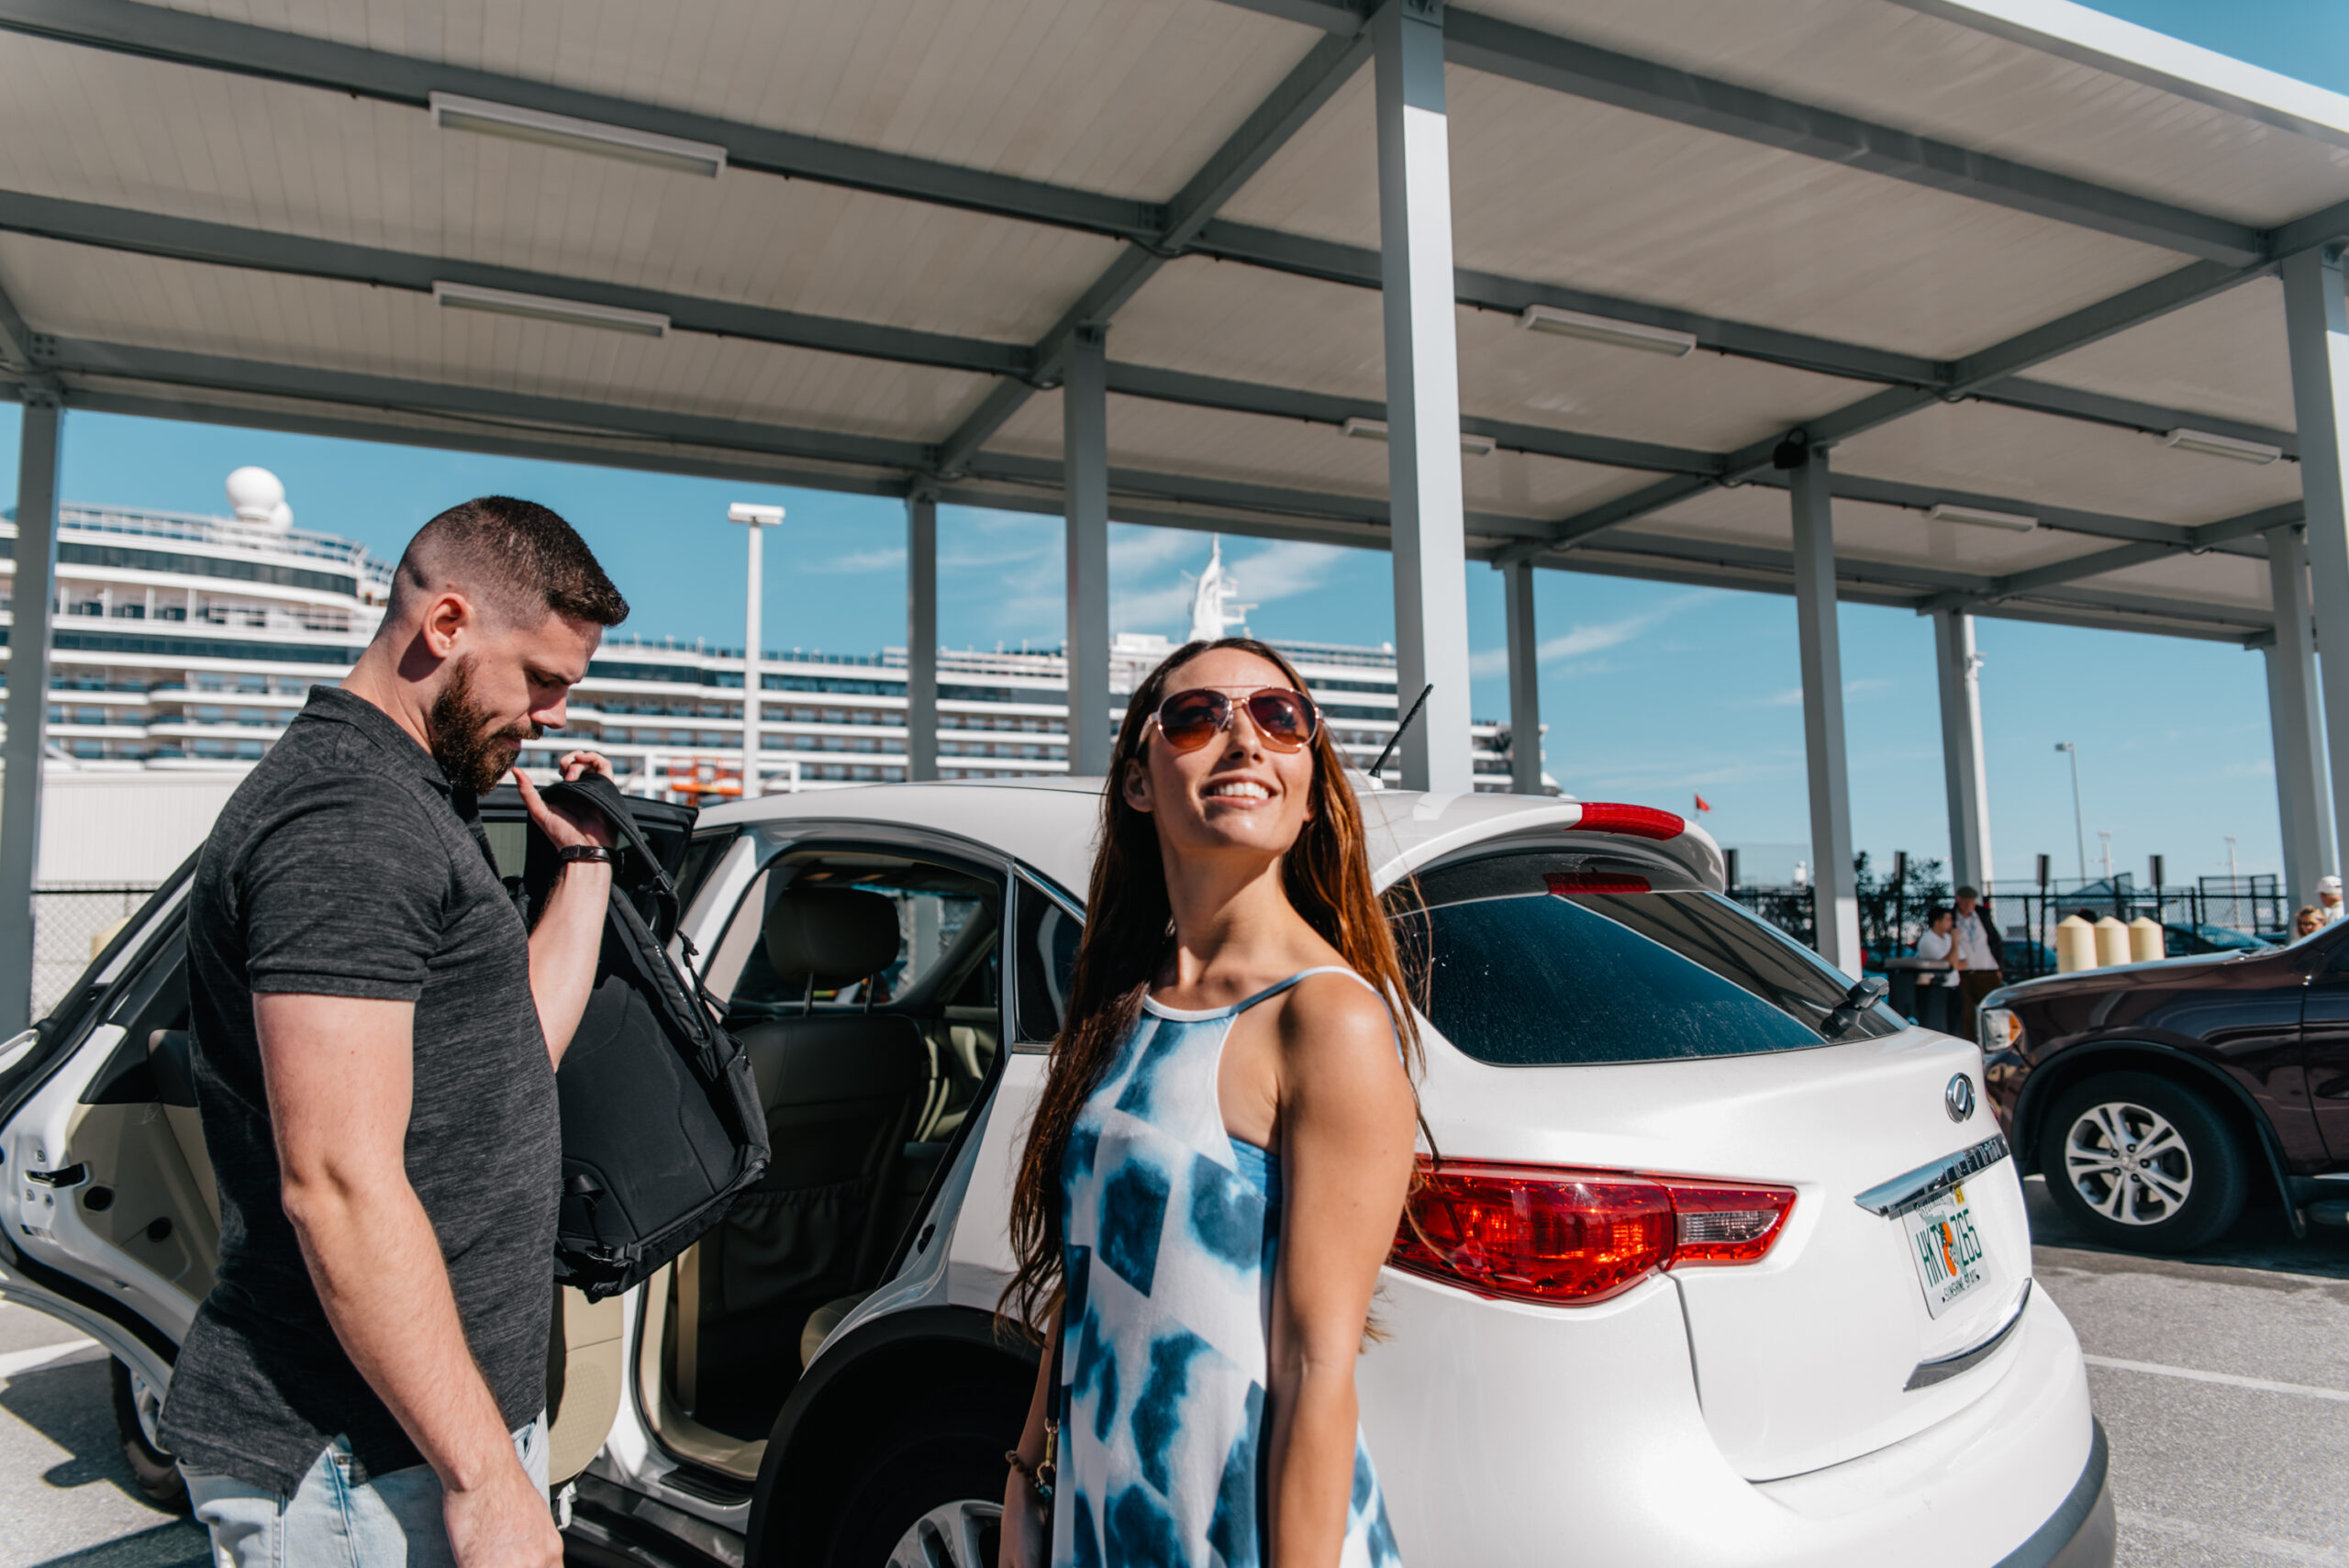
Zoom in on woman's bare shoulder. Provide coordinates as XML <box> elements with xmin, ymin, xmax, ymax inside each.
<box><xmin>1275</xmin><ymin>970</ymin><xmax>1401</xmax><ymax>1066</ymax></box>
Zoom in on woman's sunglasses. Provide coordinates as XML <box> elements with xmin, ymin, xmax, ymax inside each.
<box><xmin>1149</xmin><ymin>685</ymin><xmax>1320</xmax><ymax>753</ymax></box>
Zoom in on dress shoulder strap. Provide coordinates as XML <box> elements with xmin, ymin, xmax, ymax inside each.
<box><xmin>1232</xmin><ymin>964</ymin><xmax>1383</xmax><ymax>1015</ymax></box>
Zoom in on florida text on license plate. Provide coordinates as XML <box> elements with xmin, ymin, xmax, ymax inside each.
<box><xmin>1904</xmin><ymin>1184</ymin><xmax>1988</xmax><ymax>1318</ymax></box>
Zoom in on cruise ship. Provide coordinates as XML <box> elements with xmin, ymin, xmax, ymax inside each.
<box><xmin>7</xmin><ymin>470</ymin><xmax>1532</xmax><ymax>794</ymax></box>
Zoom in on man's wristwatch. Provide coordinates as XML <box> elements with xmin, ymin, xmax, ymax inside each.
<box><xmin>558</xmin><ymin>844</ymin><xmax>616</xmax><ymax>865</ymax></box>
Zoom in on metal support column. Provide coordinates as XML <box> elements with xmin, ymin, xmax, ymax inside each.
<box><xmin>1932</xmin><ymin>609</ymin><xmax>1995</xmax><ymax>891</ymax></box>
<box><xmin>906</xmin><ymin>491</ymin><xmax>939</xmax><ymax>783</ymax></box>
<box><xmin>2282</xmin><ymin>244</ymin><xmax>2349</xmax><ymax>879</ymax></box>
<box><xmin>2264</xmin><ymin>522</ymin><xmax>2333</xmax><ymax>905</ymax></box>
<box><xmin>0</xmin><ymin>399</ymin><xmax>61</xmax><ymax>1031</ymax></box>
<box><xmin>1502</xmin><ymin>559</ymin><xmax>1543</xmax><ymax>794</ymax></box>
<box><xmin>1790</xmin><ymin>445</ymin><xmax>1861</xmax><ymax>972</ymax></box>
<box><xmin>1063</xmin><ymin>323</ymin><xmax>1112</xmax><ymax>776</ymax></box>
<box><xmin>1374</xmin><ymin>0</ymin><xmax>1474</xmax><ymax>794</ymax></box>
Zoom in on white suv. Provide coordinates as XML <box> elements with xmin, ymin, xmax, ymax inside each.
<box><xmin>0</xmin><ymin>780</ymin><xmax>2109</xmax><ymax>1567</ymax></box>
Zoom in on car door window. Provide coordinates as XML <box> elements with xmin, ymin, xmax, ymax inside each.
<box><xmin>1012</xmin><ymin>876</ymin><xmax>1081</xmax><ymax>1048</ymax></box>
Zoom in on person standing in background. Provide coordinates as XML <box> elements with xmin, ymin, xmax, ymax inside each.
<box><xmin>1912</xmin><ymin>906</ymin><xmax>1963</xmax><ymax>1034</ymax></box>
<box><xmin>1951</xmin><ymin>885</ymin><xmax>2006</xmax><ymax>1040</ymax></box>
<box><xmin>2320</xmin><ymin>875</ymin><xmax>2344</xmax><ymax>925</ymax></box>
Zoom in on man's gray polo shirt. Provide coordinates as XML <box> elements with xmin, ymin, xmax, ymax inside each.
<box><xmin>161</xmin><ymin>684</ymin><xmax>560</xmax><ymax>1491</ymax></box>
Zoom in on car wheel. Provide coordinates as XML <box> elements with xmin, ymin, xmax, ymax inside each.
<box><xmin>818</xmin><ymin>1381</ymin><xmax>1014</xmax><ymax>1568</ymax></box>
<box><xmin>2038</xmin><ymin>1071</ymin><xmax>2247</xmax><ymax>1253</ymax></box>
<box><xmin>109</xmin><ymin>1357</ymin><xmax>189</xmax><ymax>1513</ymax></box>
<box><xmin>883</xmin><ymin>1500</ymin><xmax>1002</xmax><ymax>1568</ymax></box>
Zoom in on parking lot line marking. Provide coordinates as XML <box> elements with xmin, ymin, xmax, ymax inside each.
<box><xmin>0</xmin><ymin>1336</ymin><xmax>102</xmax><ymax>1378</ymax></box>
<box><xmin>2084</xmin><ymin>1353</ymin><xmax>2349</xmax><ymax>1404</ymax></box>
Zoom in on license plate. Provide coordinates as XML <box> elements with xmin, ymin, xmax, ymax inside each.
<box><xmin>1903</xmin><ymin>1184</ymin><xmax>1989</xmax><ymax>1318</ymax></box>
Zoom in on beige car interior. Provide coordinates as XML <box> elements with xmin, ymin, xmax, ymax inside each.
<box><xmin>640</xmin><ymin>847</ymin><xmax>1002</xmax><ymax>1480</ymax></box>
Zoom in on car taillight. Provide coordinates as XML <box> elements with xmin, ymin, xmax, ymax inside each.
<box><xmin>1569</xmin><ymin>802</ymin><xmax>1685</xmax><ymax>840</ymax></box>
<box><xmin>1391</xmin><ymin>1161</ymin><xmax>1796</xmax><ymax>1305</ymax></box>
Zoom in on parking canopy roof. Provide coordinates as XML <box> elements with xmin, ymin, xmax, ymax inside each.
<box><xmin>2</xmin><ymin>0</ymin><xmax>2347</xmax><ymax>645</ymax></box>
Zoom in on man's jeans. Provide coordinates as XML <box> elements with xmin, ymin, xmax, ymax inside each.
<box><xmin>181</xmin><ymin>1415</ymin><xmax>548</xmax><ymax>1567</ymax></box>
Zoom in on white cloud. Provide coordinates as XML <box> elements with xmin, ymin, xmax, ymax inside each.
<box><xmin>1754</xmin><ymin>686</ymin><xmax>1805</xmax><ymax>708</ymax></box>
<box><xmin>1470</xmin><ymin>590</ymin><xmax>1715</xmax><ymax>681</ymax></box>
<box><xmin>805</xmin><ymin>545</ymin><xmax>906</xmax><ymax>574</ymax></box>
<box><xmin>1535</xmin><ymin>590</ymin><xmax>1713</xmax><ymax>667</ymax></box>
<box><xmin>1228</xmin><ymin>539</ymin><xmax>1350</xmax><ymax>603</ymax></box>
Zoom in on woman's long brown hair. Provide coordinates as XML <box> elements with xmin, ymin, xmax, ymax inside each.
<box><xmin>1002</xmin><ymin>637</ymin><xmax>1423</xmax><ymax>1331</ymax></box>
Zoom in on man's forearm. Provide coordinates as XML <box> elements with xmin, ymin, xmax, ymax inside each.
<box><xmin>288</xmin><ymin>1169</ymin><xmax>521</xmax><ymax>1492</ymax></box>
<box><xmin>529</xmin><ymin>861</ymin><xmax>610</xmax><ymax>1065</ymax></box>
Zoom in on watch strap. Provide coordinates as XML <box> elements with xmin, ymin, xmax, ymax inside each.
<box><xmin>558</xmin><ymin>843</ymin><xmax>617</xmax><ymax>865</ymax></box>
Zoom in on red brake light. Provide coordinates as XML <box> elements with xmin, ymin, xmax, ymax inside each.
<box><xmin>1570</xmin><ymin>802</ymin><xmax>1685</xmax><ymax>840</ymax></box>
<box><xmin>1392</xmin><ymin>1161</ymin><xmax>1796</xmax><ymax>1305</ymax></box>
<box><xmin>1544</xmin><ymin>871</ymin><xmax>1653</xmax><ymax>895</ymax></box>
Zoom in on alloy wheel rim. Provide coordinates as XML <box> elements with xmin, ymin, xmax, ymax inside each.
<box><xmin>2063</xmin><ymin>1099</ymin><xmax>2193</xmax><ymax>1226</ymax></box>
<box><xmin>885</xmin><ymin>1500</ymin><xmax>1001</xmax><ymax>1568</ymax></box>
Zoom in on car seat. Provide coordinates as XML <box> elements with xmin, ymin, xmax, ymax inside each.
<box><xmin>689</xmin><ymin>888</ymin><xmax>928</xmax><ymax>1409</ymax></box>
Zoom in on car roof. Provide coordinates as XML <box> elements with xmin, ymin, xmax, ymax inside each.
<box><xmin>696</xmin><ymin>781</ymin><xmax>1726</xmax><ymax>899</ymax></box>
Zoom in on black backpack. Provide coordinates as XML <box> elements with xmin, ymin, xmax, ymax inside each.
<box><xmin>520</xmin><ymin>774</ymin><xmax>770</xmax><ymax>1300</ymax></box>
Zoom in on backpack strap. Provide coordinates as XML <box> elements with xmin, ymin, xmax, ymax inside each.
<box><xmin>539</xmin><ymin>773</ymin><xmax>680</xmax><ymax>935</ymax></box>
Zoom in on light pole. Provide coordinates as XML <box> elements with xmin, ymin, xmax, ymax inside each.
<box><xmin>728</xmin><ymin>503</ymin><xmax>784</xmax><ymax>798</ymax></box>
<box><xmin>2054</xmin><ymin>742</ymin><xmax>2086</xmax><ymax>883</ymax></box>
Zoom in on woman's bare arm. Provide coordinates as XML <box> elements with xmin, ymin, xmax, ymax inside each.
<box><xmin>1264</xmin><ymin>976</ymin><xmax>1419</xmax><ymax>1567</ymax></box>
<box><xmin>999</xmin><ymin>1306</ymin><xmax>1059</xmax><ymax>1568</ymax></box>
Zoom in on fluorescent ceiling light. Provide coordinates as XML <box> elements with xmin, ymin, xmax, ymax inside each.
<box><xmin>430</xmin><ymin>92</ymin><xmax>727</xmax><ymax>177</ymax></box>
<box><xmin>2162</xmin><ymin>428</ymin><xmax>2282</xmax><ymax>464</ymax></box>
<box><xmin>1341</xmin><ymin>417</ymin><xmax>1496</xmax><ymax>455</ymax></box>
<box><xmin>1519</xmin><ymin>304</ymin><xmax>1696</xmax><ymax>357</ymax></box>
<box><xmin>1927</xmin><ymin>502</ymin><xmax>2038</xmax><ymax>532</ymax></box>
<box><xmin>434</xmin><ymin>281</ymin><xmax>670</xmax><ymax>338</ymax></box>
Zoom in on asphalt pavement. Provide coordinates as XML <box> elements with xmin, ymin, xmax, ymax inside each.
<box><xmin>1</xmin><ymin>1181</ymin><xmax>2343</xmax><ymax>1567</ymax></box>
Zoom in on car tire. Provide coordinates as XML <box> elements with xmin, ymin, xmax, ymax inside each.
<box><xmin>109</xmin><ymin>1357</ymin><xmax>190</xmax><ymax>1513</ymax></box>
<box><xmin>818</xmin><ymin>1379</ymin><xmax>1014</xmax><ymax>1568</ymax></box>
<box><xmin>2038</xmin><ymin>1071</ymin><xmax>2247</xmax><ymax>1253</ymax></box>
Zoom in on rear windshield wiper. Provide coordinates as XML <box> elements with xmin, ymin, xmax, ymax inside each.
<box><xmin>1821</xmin><ymin>975</ymin><xmax>1889</xmax><ymax>1040</ymax></box>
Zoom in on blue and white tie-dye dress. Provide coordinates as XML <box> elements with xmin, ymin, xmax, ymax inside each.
<box><xmin>1053</xmin><ymin>966</ymin><xmax>1402</xmax><ymax>1568</ymax></box>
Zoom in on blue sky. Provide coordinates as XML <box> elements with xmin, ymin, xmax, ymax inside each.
<box><xmin>2</xmin><ymin>0</ymin><xmax>2328</xmax><ymax>889</ymax></box>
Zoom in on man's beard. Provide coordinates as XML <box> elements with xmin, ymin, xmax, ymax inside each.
<box><xmin>427</xmin><ymin>655</ymin><xmax>540</xmax><ymax>795</ymax></box>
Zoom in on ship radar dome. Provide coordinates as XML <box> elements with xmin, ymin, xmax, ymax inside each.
<box><xmin>225</xmin><ymin>466</ymin><xmax>291</xmax><ymax>529</ymax></box>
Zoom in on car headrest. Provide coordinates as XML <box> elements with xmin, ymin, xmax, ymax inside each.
<box><xmin>763</xmin><ymin>887</ymin><xmax>901</xmax><ymax>984</ymax></box>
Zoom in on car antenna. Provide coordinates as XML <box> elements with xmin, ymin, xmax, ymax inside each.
<box><xmin>1367</xmin><ymin>683</ymin><xmax>1433</xmax><ymax>783</ymax></box>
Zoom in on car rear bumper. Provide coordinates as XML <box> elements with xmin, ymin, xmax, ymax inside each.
<box><xmin>1356</xmin><ymin>1266</ymin><xmax>2099</xmax><ymax>1565</ymax></box>
<box><xmin>1998</xmin><ymin>1420</ymin><xmax>2115</xmax><ymax>1568</ymax></box>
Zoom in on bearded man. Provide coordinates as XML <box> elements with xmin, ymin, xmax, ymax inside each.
<box><xmin>162</xmin><ymin>497</ymin><xmax>629</xmax><ymax>1567</ymax></box>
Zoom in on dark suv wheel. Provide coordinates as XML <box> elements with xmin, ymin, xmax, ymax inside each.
<box><xmin>2037</xmin><ymin>1071</ymin><xmax>2247</xmax><ymax>1252</ymax></box>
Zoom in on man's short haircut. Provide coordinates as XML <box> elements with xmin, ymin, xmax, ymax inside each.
<box><xmin>1954</xmin><ymin>884</ymin><xmax>1980</xmax><ymax>901</ymax></box>
<box><xmin>388</xmin><ymin>496</ymin><xmax>629</xmax><ymax>632</ymax></box>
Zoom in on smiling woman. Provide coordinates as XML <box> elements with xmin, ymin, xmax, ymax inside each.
<box><xmin>999</xmin><ymin>638</ymin><xmax>1420</xmax><ymax>1568</ymax></box>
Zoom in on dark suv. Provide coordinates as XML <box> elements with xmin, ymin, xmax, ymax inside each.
<box><xmin>1976</xmin><ymin>926</ymin><xmax>2349</xmax><ymax>1252</ymax></box>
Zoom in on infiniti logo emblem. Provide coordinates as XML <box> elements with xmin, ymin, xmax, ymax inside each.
<box><xmin>1945</xmin><ymin>1073</ymin><xmax>1977</xmax><ymax>1123</ymax></box>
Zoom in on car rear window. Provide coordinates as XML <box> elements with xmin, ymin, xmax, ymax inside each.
<box><xmin>1411</xmin><ymin>850</ymin><xmax>1902</xmax><ymax>1067</ymax></box>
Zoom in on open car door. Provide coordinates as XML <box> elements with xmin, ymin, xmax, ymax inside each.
<box><xmin>0</xmin><ymin>783</ymin><xmax>707</xmax><ymax>1496</ymax></box>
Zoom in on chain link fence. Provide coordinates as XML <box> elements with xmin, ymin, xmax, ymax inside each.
<box><xmin>32</xmin><ymin>883</ymin><xmax>161</xmax><ymax>1020</ymax></box>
